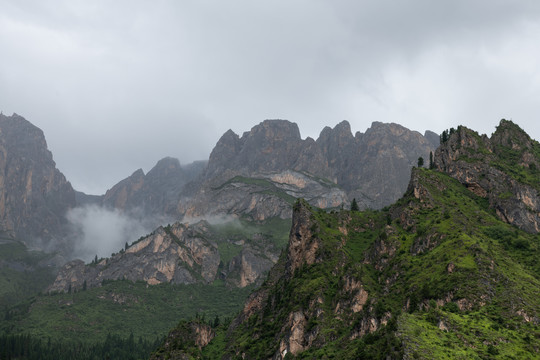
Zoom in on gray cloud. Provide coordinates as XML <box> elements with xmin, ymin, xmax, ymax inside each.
<box><xmin>66</xmin><ymin>205</ymin><xmax>160</xmax><ymax>262</ymax></box>
<box><xmin>1</xmin><ymin>1</ymin><xmax>540</xmax><ymax>194</ymax></box>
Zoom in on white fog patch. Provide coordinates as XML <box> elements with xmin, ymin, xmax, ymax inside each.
<box><xmin>67</xmin><ymin>205</ymin><xmax>153</xmax><ymax>262</ymax></box>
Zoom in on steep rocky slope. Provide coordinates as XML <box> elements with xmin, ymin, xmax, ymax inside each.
<box><xmin>0</xmin><ymin>113</ymin><xmax>76</xmax><ymax>247</ymax></box>
<box><xmin>48</xmin><ymin>217</ymin><xmax>290</xmax><ymax>293</ymax></box>
<box><xmin>178</xmin><ymin>171</ymin><xmax>347</xmax><ymax>221</ymax></box>
<box><xmin>156</xmin><ymin>120</ymin><xmax>540</xmax><ymax>359</ymax></box>
<box><xmin>177</xmin><ymin>119</ymin><xmax>437</xmax><ymax>221</ymax></box>
<box><xmin>434</xmin><ymin>120</ymin><xmax>540</xmax><ymax>233</ymax></box>
<box><xmin>100</xmin><ymin>157</ymin><xmax>206</xmax><ymax>217</ymax></box>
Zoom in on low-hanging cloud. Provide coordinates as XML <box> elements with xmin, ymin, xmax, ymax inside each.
<box><xmin>66</xmin><ymin>205</ymin><xmax>155</xmax><ymax>262</ymax></box>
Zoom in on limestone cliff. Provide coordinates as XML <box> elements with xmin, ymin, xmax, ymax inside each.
<box><xmin>0</xmin><ymin>113</ymin><xmax>76</xmax><ymax>246</ymax></box>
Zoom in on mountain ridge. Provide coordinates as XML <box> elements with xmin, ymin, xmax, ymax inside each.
<box><xmin>153</xmin><ymin>119</ymin><xmax>540</xmax><ymax>359</ymax></box>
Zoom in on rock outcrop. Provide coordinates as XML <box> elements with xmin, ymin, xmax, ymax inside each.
<box><xmin>434</xmin><ymin>119</ymin><xmax>540</xmax><ymax>233</ymax></box>
<box><xmin>48</xmin><ymin>216</ymin><xmax>287</xmax><ymax>292</ymax></box>
<box><xmin>0</xmin><ymin>113</ymin><xmax>76</xmax><ymax>247</ymax></box>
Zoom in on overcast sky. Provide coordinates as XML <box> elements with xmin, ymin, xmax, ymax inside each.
<box><xmin>2</xmin><ymin>1</ymin><xmax>540</xmax><ymax>194</ymax></box>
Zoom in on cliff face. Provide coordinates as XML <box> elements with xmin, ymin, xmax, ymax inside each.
<box><xmin>204</xmin><ymin>120</ymin><xmax>330</xmax><ymax>182</ymax></box>
<box><xmin>434</xmin><ymin>119</ymin><xmax>540</xmax><ymax>233</ymax></box>
<box><xmin>92</xmin><ymin>119</ymin><xmax>436</xmax><ymax>226</ymax></box>
<box><xmin>48</xmin><ymin>216</ymin><xmax>290</xmax><ymax>292</ymax></box>
<box><xmin>179</xmin><ymin>119</ymin><xmax>437</xmax><ymax>221</ymax></box>
<box><xmin>178</xmin><ymin>170</ymin><xmax>347</xmax><ymax>221</ymax></box>
<box><xmin>0</xmin><ymin>113</ymin><xmax>76</xmax><ymax>246</ymax></box>
<box><xmin>101</xmin><ymin>157</ymin><xmax>206</xmax><ymax>217</ymax></box>
<box><xmin>49</xmin><ymin>221</ymin><xmax>218</xmax><ymax>292</ymax></box>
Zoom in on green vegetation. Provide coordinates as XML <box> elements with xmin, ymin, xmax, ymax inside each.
<box><xmin>0</xmin><ymin>240</ymin><xmax>57</xmax><ymax>308</ymax></box>
<box><xmin>209</xmin><ymin>167</ymin><xmax>540</xmax><ymax>359</ymax></box>
<box><xmin>210</xmin><ymin>216</ymin><xmax>291</xmax><ymax>253</ymax></box>
<box><xmin>2</xmin><ymin>279</ymin><xmax>254</xmax><ymax>344</ymax></box>
<box><xmin>350</xmin><ymin>198</ymin><xmax>360</xmax><ymax>212</ymax></box>
<box><xmin>1</xmin><ymin>215</ymin><xmax>290</xmax><ymax>359</ymax></box>
<box><xmin>0</xmin><ymin>332</ymin><xmax>161</xmax><ymax>360</ymax></box>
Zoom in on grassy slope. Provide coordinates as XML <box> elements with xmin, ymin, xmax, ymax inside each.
<box><xmin>2</xmin><ymin>280</ymin><xmax>254</xmax><ymax>344</ymax></box>
<box><xmin>213</xmin><ymin>168</ymin><xmax>540</xmax><ymax>359</ymax></box>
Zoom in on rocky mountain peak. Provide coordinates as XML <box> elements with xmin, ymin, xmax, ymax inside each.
<box><xmin>148</xmin><ymin>157</ymin><xmax>182</xmax><ymax>175</ymax></box>
<box><xmin>206</xmin><ymin>129</ymin><xmax>242</xmax><ymax>178</ymax></box>
<box><xmin>491</xmin><ymin>118</ymin><xmax>533</xmax><ymax>151</ymax></box>
<box><xmin>423</xmin><ymin>130</ymin><xmax>440</xmax><ymax>148</ymax></box>
<box><xmin>244</xmin><ymin>119</ymin><xmax>302</xmax><ymax>142</ymax></box>
<box><xmin>434</xmin><ymin>120</ymin><xmax>540</xmax><ymax>233</ymax></box>
<box><xmin>316</xmin><ymin>120</ymin><xmax>355</xmax><ymax>151</ymax></box>
<box><xmin>101</xmin><ymin>156</ymin><xmax>201</xmax><ymax>220</ymax></box>
<box><xmin>0</xmin><ymin>113</ymin><xmax>76</xmax><ymax>246</ymax></box>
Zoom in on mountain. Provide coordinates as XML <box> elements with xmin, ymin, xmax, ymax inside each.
<box><xmin>0</xmin><ymin>113</ymin><xmax>76</xmax><ymax>248</ymax></box>
<box><xmin>100</xmin><ymin>157</ymin><xmax>206</xmax><ymax>216</ymax></box>
<box><xmin>0</xmin><ymin>113</ymin><xmax>441</xmax><ymax>358</ymax></box>
<box><xmin>154</xmin><ymin>120</ymin><xmax>540</xmax><ymax>359</ymax></box>
<box><xmin>48</xmin><ymin>119</ymin><xmax>437</xmax><ymax>292</ymax></box>
<box><xmin>48</xmin><ymin>216</ymin><xmax>290</xmax><ymax>293</ymax></box>
<box><xmin>176</xmin><ymin>119</ymin><xmax>437</xmax><ymax>221</ymax></box>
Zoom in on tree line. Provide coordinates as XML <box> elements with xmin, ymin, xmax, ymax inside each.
<box><xmin>0</xmin><ymin>332</ymin><xmax>162</xmax><ymax>360</ymax></box>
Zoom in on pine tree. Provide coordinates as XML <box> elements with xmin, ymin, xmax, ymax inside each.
<box><xmin>429</xmin><ymin>151</ymin><xmax>434</xmax><ymax>169</ymax></box>
<box><xmin>417</xmin><ymin>157</ymin><xmax>424</xmax><ymax>168</ymax></box>
<box><xmin>351</xmin><ymin>198</ymin><xmax>360</xmax><ymax>212</ymax></box>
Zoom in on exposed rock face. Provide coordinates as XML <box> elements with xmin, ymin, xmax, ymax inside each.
<box><xmin>178</xmin><ymin>170</ymin><xmax>347</xmax><ymax>221</ymax></box>
<box><xmin>204</xmin><ymin>120</ymin><xmax>329</xmax><ymax>182</ymax></box>
<box><xmin>180</xmin><ymin>119</ymin><xmax>437</xmax><ymax>221</ymax></box>
<box><xmin>349</xmin><ymin>121</ymin><xmax>437</xmax><ymax>208</ymax></box>
<box><xmin>286</xmin><ymin>200</ymin><xmax>320</xmax><ymax>276</ymax></box>
<box><xmin>102</xmin><ymin>157</ymin><xmax>205</xmax><ymax>218</ymax></box>
<box><xmin>93</xmin><ymin>119</ymin><xmax>435</xmax><ymax>227</ymax></box>
<box><xmin>434</xmin><ymin>120</ymin><xmax>540</xmax><ymax>233</ymax></box>
<box><xmin>216</xmin><ymin>148</ymin><xmax>540</xmax><ymax>359</ymax></box>
<box><xmin>225</xmin><ymin>199</ymin><xmax>389</xmax><ymax>359</ymax></box>
<box><xmin>0</xmin><ymin>113</ymin><xmax>76</xmax><ymax>246</ymax></box>
<box><xmin>48</xmin><ymin>221</ymin><xmax>219</xmax><ymax>291</ymax></box>
<box><xmin>227</xmin><ymin>248</ymin><xmax>274</xmax><ymax>288</ymax></box>
<box><xmin>48</xmin><ymin>217</ymin><xmax>283</xmax><ymax>292</ymax></box>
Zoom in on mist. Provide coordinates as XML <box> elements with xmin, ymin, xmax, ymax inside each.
<box><xmin>67</xmin><ymin>205</ymin><xmax>157</xmax><ymax>262</ymax></box>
